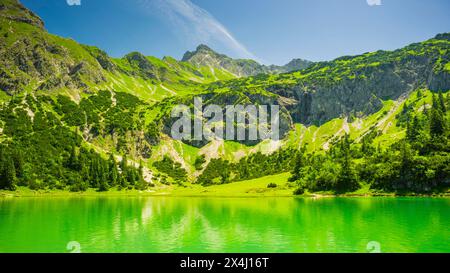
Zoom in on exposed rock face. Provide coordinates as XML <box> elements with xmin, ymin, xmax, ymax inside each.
<box><xmin>161</xmin><ymin>91</ymin><xmax>294</xmax><ymax>147</ymax></box>
<box><xmin>264</xmin><ymin>36</ymin><xmax>450</xmax><ymax>125</ymax></box>
<box><xmin>429</xmin><ymin>70</ymin><xmax>450</xmax><ymax>92</ymax></box>
<box><xmin>0</xmin><ymin>1</ymin><xmax>110</xmax><ymax>95</ymax></box>
<box><xmin>82</xmin><ymin>46</ymin><xmax>117</xmax><ymax>72</ymax></box>
<box><xmin>0</xmin><ymin>36</ymin><xmax>107</xmax><ymax>94</ymax></box>
<box><xmin>0</xmin><ymin>0</ymin><xmax>44</xmax><ymax>29</ymax></box>
<box><xmin>182</xmin><ymin>44</ymin><xmax>312</xmax><ymax>77</ymax></box>
<box><xmin>291</xmin><ymin>60</ymin><xmax>429</xmax><ymax>124</ymax></box>
<box><xmin>124</xmin><ymin>52</ymin><xmax>159</xmax><ymax>80</ymax></box>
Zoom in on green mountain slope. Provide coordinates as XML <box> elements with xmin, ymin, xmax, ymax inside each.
<box><xmin>0</xmin><ymin>2</ymin><xmax>236</xmax><ymax>102</ymax></box>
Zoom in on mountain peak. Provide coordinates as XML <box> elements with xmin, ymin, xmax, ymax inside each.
<box><xmin>0</xmin><ymin>0</ymin><xmax>44</xmax><ymax>29</ymax></box>
<box><xmin>196</xmin><ymin>44</ymin><xmax>214</xmax><ymax>52</ymax></box>
<box><xmin>181</xmin><ymin>44</ymin><xmax>222</xmax><ymax>62</ymax></box>
<box><xmin>181</xmin><ymin>44</ymin><xmax>313</xmax><ymax>77</ymax></box>
<box><xmin>182</xmin><ymin>45</ymin><xmax>261</xmax><ymax>77</ymax></box>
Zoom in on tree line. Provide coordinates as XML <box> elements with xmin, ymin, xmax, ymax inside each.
<box><xmin>289</xmin><ymin>91</ymin><xmax>449</xmax><ymax>194</ymax></box>
<box><xmin>193</xmin><ymin>91</ymin><xmax>449</xmax><ymax>194</ymax></box>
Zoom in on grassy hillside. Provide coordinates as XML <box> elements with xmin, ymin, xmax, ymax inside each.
<box><xmin>0</xmin><ymin>6</ymin><xmax>236</xmax><ymax>102</ymax></box>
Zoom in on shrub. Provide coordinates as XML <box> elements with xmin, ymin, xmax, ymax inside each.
<box><xmin>293</xmin><ymin>187</ymin><xmax>305</xmax><ymax>195</ymax></box>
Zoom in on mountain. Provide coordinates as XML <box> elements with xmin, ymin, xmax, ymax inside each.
<box><xmin>181</xmin><ymin>44</ymin><xmax>312</xmax><ymax>77</ymax></box>
<box><xmin>215</xmin><ymin>33</ymin><xmax>450</xmax><ymax>125</ymax></box>
<box><xmin>0</xmin><ymin>2</ymin><xmax>236</xmax><ymax>99</ymax></box>
<box><xmin>0</xmin><ymin>0</ymin><xmax>449</xmax><ymax>194</ymax></box>
<box><xmin>268</xmin><ymin>58</ymin><xmax>312</xmax><ymax>73</ymax></box>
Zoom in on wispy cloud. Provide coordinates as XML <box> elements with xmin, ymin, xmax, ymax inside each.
<box><xmin>140</xmin><ymin>0</ymin><xmax>258</xmax><ymax>61</ymax></box>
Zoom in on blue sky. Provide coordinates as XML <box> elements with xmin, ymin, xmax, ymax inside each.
<box><xmin>21</xmin><ymin>0</ymin><xmax>450</xmax><ymax>65</ymax></box>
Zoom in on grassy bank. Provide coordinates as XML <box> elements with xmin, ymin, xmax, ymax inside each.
<box><xmin>1</xmin><ymin>172</ymin><xmax>449</xmax><ymax>198</ymax></box>
<box><xmin>0</xmin><ymin>173</ymin><xmax>293</xmax><ymax>198</ymax></box>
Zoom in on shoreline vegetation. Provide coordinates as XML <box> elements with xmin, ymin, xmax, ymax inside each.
<box><xmin>1</xmin><ymin>173</ymin><xmax>448</xmax><ymax>198</ymax></box>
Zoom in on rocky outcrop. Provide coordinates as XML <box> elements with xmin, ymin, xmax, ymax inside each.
<box><xmin>0</xmin><ymin>0</ymin><xmax>44</xmax><ymax>29</ymax></box>
<box><xmin>0</xmin><ymin>36</ymin><xmax>107</xmax><ymax>94</ymax></box>
<box><xmin>265</xmin><ymin>35</ymin><xmax>450</xmax><ymax>125</ymax></box>
<box><xmin>160</xmin><ymin>91</ymin><xmax>294</xmax><ymax>147</ymax></box>
<box><xmin>0</xmin><ymin>2</ymin><xmax>110</xmax><ymax>95</ymax></box>
<box><xmin>82</xmin><ymin>45</ymin><xmax>117</xmax><ymax>72</ymax></box>
<box><xmin>123</xmin><ymin>52</ymin><xmax>159</xmax><ymax>80</ymax></box>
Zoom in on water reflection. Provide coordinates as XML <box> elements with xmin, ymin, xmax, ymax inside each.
<box><xmin>0</xmin><ymin>197</ymin><xmax>448</xmax><ymax>253</ymax></box>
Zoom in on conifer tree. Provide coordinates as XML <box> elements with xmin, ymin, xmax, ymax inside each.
<box><xmin>407</xmin><ymin>115</ymin><xmax>421</xmax><ymax>142</ymax></box>
<box><xmin>12</xmin><ymin>150</ymin><xmax>24</xmax><ymax>179</ymax></box>
<box><xmin>336</xmin><ymin>134</ymin><xmax>358</xmax><ymax>192</ymax></box>
<box><xmin>416</xmin><ymin>89</ymin><xmax>423</xmax><ymax>98</ymax></box>
<box><xmin>430</xmin><ymin>105</ymin><xmax>445</xmax><ymax>137</ymax></box>
<box><xmin>119</xmin><ymin>155</ymin><xmax>129</xmax><ymax>188</ymax></box>
<box><xmin>139</xmin><ymin>160</ymin><xmax>144</xmax><ymax>181</ymax></box>
<box><xmin>108</xmin><ymin>154</ymin><xmax>118</xmax><ymax>186</ymax></box>
<box><xmin>289</xmin><ymin>150</ymin><xmax>304</xmax><ymax>182</ymax></box>
<box><xmin>97</xmin><ymin>159</ymin><xmax>109</xmax><ymax>191</ymax></box>
<box><xmin>120</xmin><ymin>155</ymin><xmax>127</xmax><ymax>174</ymax></box>
<box><xmin>438</xmin><ymin>91</ymin><xmax>446</xmax><ymax>113</ymax></box>
<box><xmin>432</xmin><ymin>93</ymin><xmax>439</xmax><ymax>110</ymax></box>
<box><xmin>337</xmin><ymin>146</ymin><xmax>358</xmax><ymax>192</ymax></box>
<box><xmin>3</xmin><ymin>158</ymin><xmax>17</xmax><ymax>190</ymax></box>
<box><xmin>68</xmin><ymin>146</ymin><xmax>79</xmax><ymax>171</ymax></box>
<box><xmin>399</xmin><ymin>141</ymin><xmax>413</xmax><ymax>184</ymax></box>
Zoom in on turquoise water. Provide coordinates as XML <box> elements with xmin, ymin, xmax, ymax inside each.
<box><xmin>0</xmin><ymin>197</ymin><xmax>449</xmax><ymax>253</ymax></box>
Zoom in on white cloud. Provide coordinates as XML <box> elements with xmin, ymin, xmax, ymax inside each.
<box><xmin>142</xmin><ymin>0</ymin><xmax>258</xmax><ymax>60</ymax></box>
<box><xmin>67</xmin><ymin>0</ymin><xmax>81</xmax><ymax>6</ymax></box>
<box><xmin>367</xmin><ymin>0</ymin><xmax>382</xmax><ymax>6</ymax></box>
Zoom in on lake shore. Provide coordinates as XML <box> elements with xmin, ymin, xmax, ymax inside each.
<box><xmin>2</xmin><ymin>172</ymin><xmax>449</xmax><ymax>198</ymax></box>
<box><xmin>1</xmin><ymin>186</ymin><xmax>449</xmax><ymax>198</ymax></box>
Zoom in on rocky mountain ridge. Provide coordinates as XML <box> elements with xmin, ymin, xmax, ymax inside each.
<box><xmin>182</xmin><ymin>44</ymin><xmax>312</xmax><ymax>77</ymax></box>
